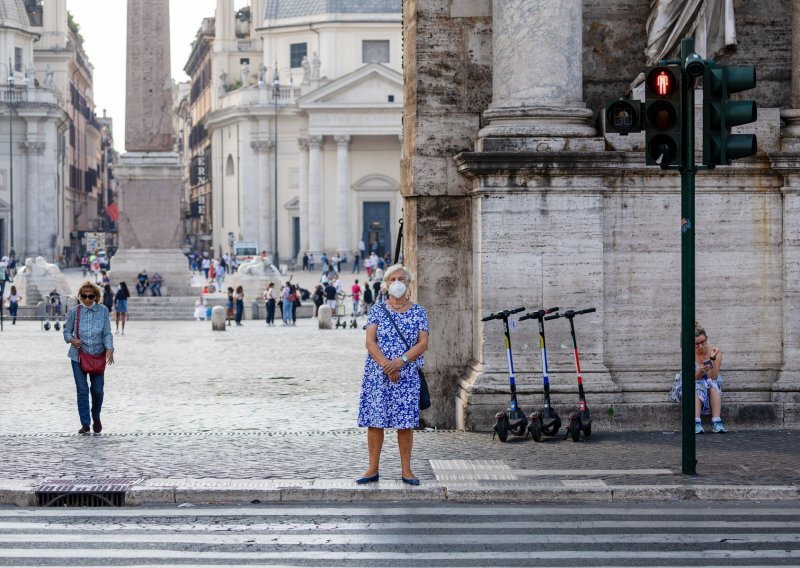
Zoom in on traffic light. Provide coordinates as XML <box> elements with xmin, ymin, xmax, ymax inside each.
<box><xmin>604</xmin><ymin>98</ymin><xmax>642</xmax><ymax>135</ymax></box>
<box><xmin>703</xmin><ymin>64</ymin><xmax>757</xmax><ymax>166</ymax></box>
<box><xmin>644</xmin><ymin>66</ymin><xmax>682</xmax><ymax>168</ymax></box>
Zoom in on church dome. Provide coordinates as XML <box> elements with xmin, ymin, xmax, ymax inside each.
<box><xmin>0</xmin><ymin>0</ymin><xmax>33</xmax><ymax>32</ymax></box>
<box><xmin>265</xmin><ymin>0</ymin><xmax>401</xmax><ymax>20</ymax></box>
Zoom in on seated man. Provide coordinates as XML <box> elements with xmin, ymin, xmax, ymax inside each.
<box><xmin>150</xmin><ymin>272</ymin><xmax>163</xmax><ymax>296</ymax></box>
<box><xmin>136</xmin><ymin>270</ymin><xmax>149</xmax><ymax>296</ymax></box>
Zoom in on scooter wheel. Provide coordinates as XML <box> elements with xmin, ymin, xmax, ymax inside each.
<box><xmin>43</xmin><ymin>322</ymin><xmax>51</xmax><ymax>331</ymax></box>
<box><xmin>494</xmin><ymin>416</ymin><xmax>509</xmax><ymax>442</ymax></box>
<box><xmin>583</xmin><ymin>423</ymin><xmax>592</xmax><ymax>437</ymax></box>
<box><xmin>570</xmin><ymin>416</ymin><xmax>582</xmax><ymax>442</ymax></box>
<box><xmin>542</xmin><ymin>415</ymin><xmax>561</xmax><ymax>437</ymax></box>
<box><xmin>529</xmin><ymin>418</ymin><xmax>543</xmax><ymax>442</ymax></box>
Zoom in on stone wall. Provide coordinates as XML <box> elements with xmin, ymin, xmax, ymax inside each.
<box><xmin>404</xmin><ymin>0</ymin><xmax>799</xmax><ymax>430</ymax></box>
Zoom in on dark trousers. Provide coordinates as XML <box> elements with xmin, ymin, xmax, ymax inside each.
<box><xmin>235</xmin><ymin>300</ymin><xmax>244</xmax><ymax>324</ymax></box>
<box><xmin>266</xmin><ymin>299</ymin><xmax>276</xmax><ymax>324</ymax></box>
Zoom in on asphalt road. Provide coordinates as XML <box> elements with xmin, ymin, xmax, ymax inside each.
<box><xmin>1</xmin><ymin>501</ymin><xmax>799</xmax><ymax>566</ymax></box>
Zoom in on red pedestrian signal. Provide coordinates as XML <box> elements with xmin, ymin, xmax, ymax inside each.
<box><xmin>645</xmin><ymin>66</ymin><xmax>682</xmax><ymax>168</ymax></box>
<box><xmin>648</xmin><ymin>68</ymin><xmax>676</xmax><ymax>98</ymax></box>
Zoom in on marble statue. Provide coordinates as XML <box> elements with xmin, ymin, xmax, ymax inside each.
<box><xmin>310</xmin><ymin>52</ymin><xmax>321</xmax><ymax>81</ymax></box>
<box><xmin>240</xmin><ymin>62</ymin><xmax>250</xmax><ymax>86</ymax></box>
<box><xmin>258</xmin><ymin>62</ymin><xmax>267</xmax><ymax>85</ymax></box>
<box><xmin>301</xmin><ymin>56</ymin><xmax>311</xmax><ymax>85</ymax></box>
<box><xmin>18</xmin><ymin>256</ymin><xmax>62</xmax><ymax>277</ymax></box>
<box><xmin>43</xmin><ymin>64</ymin><xmax>53</xmax><ymax>89</ymax></box>
<box><xmin>645</xmin><ymin>0</ymin><xmax>736</xmax><ymax>65</ymax></box>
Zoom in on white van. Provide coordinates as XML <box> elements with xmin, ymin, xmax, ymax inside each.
<box><xmin>233</xmin><ymin>241</ymin><xmax>259</xmax><ymax>262</ymax></box>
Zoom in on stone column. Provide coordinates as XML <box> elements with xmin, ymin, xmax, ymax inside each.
<box><xmin>307</xmin><ymin>136</ymin><xmax>323</xmax><ymax>255</ymax></box>
<box><xmin>250</xmin><ymin>139</ymin><xmax>272</xmax><ymax>251</ymax></box>
<box><xmin>477</xmin><ymin>0</ymin><xmax>599</xmax><ymax>152</ymax></box>
<box><xmin>297</xmin><ymin>138</ymin><xmax>309</xmax><ymax>255</ymax></box>
<box><xmin>781</xmin><ymin>0</ymin><xmax>800</xmax><ymax>149</ymax></box>
<box><xmin>335</xmin><ymin>135</ymin><xmax>351</xmax><ymax>256</ymax></box>
<box><xmin>21</xmin><ymin>140</ymin><xmax>45</xmax><ymax>258</ymax></box>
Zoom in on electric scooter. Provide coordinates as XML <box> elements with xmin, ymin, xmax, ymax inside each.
<box><xmin>547</xmin><ymin>307</ymin><xmax>596</xmax><ymax>442</ymax></box>
<box><xmin>482</xmin><ymin>306</ymin><xmax>527</xmax><ymax>442</ymax></box>
<box><xmin>519</xmin><ymin>307</ymin><xmax>561</xmax><ymax>441</ymax></box>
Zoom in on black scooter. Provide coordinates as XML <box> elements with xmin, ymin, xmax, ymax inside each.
<box><xmin>519</xmin><ymin>307</ymin><xmax>561</xmax><ymax>441</ymax></box>
<box><xmin>482</xmin><ymin>307</ymin><xmax>527</xmax><ymax>442</ymax></box>
<box><xmin>547</xmin><ymin>308</ymin><xmax>596</xmax><ymax>442</ymax></box>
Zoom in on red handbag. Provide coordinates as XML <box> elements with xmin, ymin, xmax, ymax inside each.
<box><xmin>76</xmin><ymin>305</ymin><xmax>107</xmax><ymax>375</ymax></box>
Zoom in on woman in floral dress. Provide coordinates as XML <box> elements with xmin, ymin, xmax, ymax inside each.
<box><xmin>357</xmin><ymin>265</ymin><xmax>429</xmax><ymax>486</ymax></box>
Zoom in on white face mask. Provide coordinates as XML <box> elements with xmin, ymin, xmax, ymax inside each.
<box><xmin>388</xmin><ymin>281</ymin><xmax>407</xmax><ymax>299</ymax></box>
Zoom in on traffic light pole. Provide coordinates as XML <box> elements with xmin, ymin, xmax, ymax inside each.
<box><xmin>679</xmin><ymin>37</ymin><xmax>697</xmax><ymax>476</ymax></box>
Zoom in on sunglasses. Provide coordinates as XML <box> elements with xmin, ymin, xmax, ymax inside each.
<box><xmin>80</xmin><ymin>294</ymin><xmax>96</xmax><ymax>300</ymax></box>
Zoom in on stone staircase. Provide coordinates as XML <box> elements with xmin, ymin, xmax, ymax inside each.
<box><xmin>125</xmin><ymin>296</ymin><xmax>227</xmax><ymax>321</ymax></box>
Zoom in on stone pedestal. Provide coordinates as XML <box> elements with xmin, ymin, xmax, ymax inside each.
<box><xmin>112</xmin><ymin>152</ymin><xmax>192</xmax><ymax>296</ymax></box>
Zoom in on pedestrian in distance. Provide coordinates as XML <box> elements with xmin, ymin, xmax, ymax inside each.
<box><xmin>352</xmin><ymin>253</ymin><xmax>360</xmax><ymax>273</ymax></box>
<box><xmin>135</xmin><ymin>270</ymin><xmax>148</xmax><ymax>296</ymax></box>
<box><xmin>63</xmin><ymin>281</ymin><xmax>114</xmax><ymax>434</ymax></box>
<box><xmin>114</xmin><ymin>282</ymin><xmax>130</xmax><ymax>335</ymax></box>
<box><xmin>101</xmin><ymin>284</ymin><xmax>114</xmax><ymax>312</ymax></box>
<box><xmin>226</xmin><ymin>287</ymin><xmax>234</xmax><ymax>327</ymax></box>
<box><xmin>234</xmin><ymin>285</ymin><xmax>245</xmax><ymax>326</ymax></box>
<box><xmin>311</xmin><ymin>284</ymin><xmax>324</xmax><ymax>317</ymax></box>
<box><xmin>281</xmin><ymin>281</ymin><xmax>293</xmax><ymax>326</ymax></box>
<box><xmin>7</xmin><ymin>285</ymin><xmax>21</xmax><ymax>324</ymax></box>
<box><xmin>357</xmin><ymin>264</ymin><xmax>429</xmax><ymax>486</ymax></box>
<box><xmin>194</xmin><ymin>293</ymin><xmax>207</xmax><ymax>321</ymax></box>
<box><xmin>201</xmin><ymin>256</ymin><xmax>211</xmax><ymax>279</ymax></box>
<box><xmin>309</xmin><ymin>253</ymin><xmax>316</xmax><ymax>271</ymax></box>
<box><xmin>694</xmin><ymin>321</ymin><xmax>725</xmax><ymax>433</ymax></box>
<box><xmin>302</xmin><ymin>252</ymin><xmax>309</xmax><ymax>271</ymax></box>
<box><xmin>351</xmin><ymin>279</ymin><xmax>362</xmax><ymax>316</ymax></box>
<box><xmin>0</xmin><ymin>256</ymin><xmax>9</xmax><ymax>299</ymax></box>
<box><xmin>324</xmin><ymin>280</ymin><xmax>337</xmax><ymax>310</ymax></box>
<box><xmin>263</xmin><ymin>282</ymin><xmax>277</xmax><ymax>326</ymax></box>
<box><xmin>290</xmin><ymin>284</ymin><xmax>300</xmax><ymax>325</ymax></box>
<box><xmin>362</xmin><ymin>283</ymin><xmax>374</xmax><ymax>312</ymax></box>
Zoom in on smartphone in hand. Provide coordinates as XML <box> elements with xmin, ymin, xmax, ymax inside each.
<box><xmin>702</xmin><ymin>359</ymin><xmax>713</xmax><ymax>369</ymax></box>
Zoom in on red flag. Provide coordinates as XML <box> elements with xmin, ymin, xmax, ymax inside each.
<box><xmin>107</xmin><ymin>202</ymin><xmax>119</xmax><ymax>222</ymax></box>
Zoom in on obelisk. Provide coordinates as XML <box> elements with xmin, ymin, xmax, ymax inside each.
<box><xmin>111</xmin><ymin>0</ymin><xmax>192</xmax><ymax>295</ymax></box>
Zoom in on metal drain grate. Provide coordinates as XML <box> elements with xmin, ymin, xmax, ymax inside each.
<box><xmin>35</xmin><ymin>477</ymin><xmax>141</xmax><ymax>507</ymax></box>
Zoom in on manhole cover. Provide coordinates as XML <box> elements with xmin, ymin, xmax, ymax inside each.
<box><xmin>35</xmin><ymin>477</ymin><xmax>141</xmax><ymax>507</ymax></box>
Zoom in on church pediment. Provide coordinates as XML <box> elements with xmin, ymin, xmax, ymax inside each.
<box><xmin>298</xmin><ymin>63</ymin><xmax>403</xmax><ymax>108</ymax></box>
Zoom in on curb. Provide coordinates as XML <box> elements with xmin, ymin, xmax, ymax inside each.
<box><xmin>2</xmin><ymin>479</ymin><xmax>798</xmax><ymax>506</ymax></box>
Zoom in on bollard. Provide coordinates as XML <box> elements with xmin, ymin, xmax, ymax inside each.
<box><xmin>250</xmin><ymin>301</ymin><xmax>260</xmax><ymax>320</ymax></box>
<box><xmin>211</xmin><ymin>305</ymin><xmax>227</xmax><ymax>331</ymax></box>
<box><xmin>318</xmin><ymin>305</ymin><xmax>332</xmax><ymax>329</ymax></box>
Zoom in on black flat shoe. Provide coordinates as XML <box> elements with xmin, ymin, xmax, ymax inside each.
<box><xmin>401</xmin><ymin>476</ymin><xmax>420</xmax><ymax>486</ymax></box>
<box><xmin>92</xmin><ymin>419</ymin><xmax>102</xmax><ymax>433</ymax></box>
<box><xmin>78</xmin><ymin>425</ymin><xmax>90</xmax><ymax>434</ymax></box>
<box><xmin>355</xmin><ymin>473</ymin><xmax>380</xmax><ymax>484</ymax></box>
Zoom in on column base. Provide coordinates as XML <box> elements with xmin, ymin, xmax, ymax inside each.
<box><xmin>477</xmin><ymin>105</ymin><xmax>602</xmax><ymax>152</ymax></box>
<box><xmin>780</xmin><ymin>109</ymin><xmax>800</xmax><ymax>151</ymax></box>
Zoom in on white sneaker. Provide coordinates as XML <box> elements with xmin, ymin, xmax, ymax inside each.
<box><xmin>121</xmin><ymin>330</ymin><xmax>125</xmax><ymax>335</ymax></box>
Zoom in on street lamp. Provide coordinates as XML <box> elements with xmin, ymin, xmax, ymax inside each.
<box><xmin>272</xmin><ymin>63</ymin><xmax>293</xmax><ymax>270</ymax></box>
<box><xmin>2</xmin><ymin>60</ymin><xmax>14</xmax><ymax>253</ymax></box>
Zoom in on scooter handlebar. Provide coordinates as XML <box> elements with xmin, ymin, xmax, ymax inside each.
<box><xmin>481</xmin><ymin>306</ymin><xmax>526</xmax><ymax>322</ymax></box>
<box><xmin>560</xmin><ymin>307</ymin><xmax>597</xmax><ymax>319</ymax></box>
<box><xmin>519</xmin><ymin>306</ymin><xmax>560</xmax><ymax>322</ymax></box>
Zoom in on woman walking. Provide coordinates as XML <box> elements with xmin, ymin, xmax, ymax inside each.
<box><xmin>7</xmin><ymin>285</ymin><xmax>21</xmax><ymax>324</ymax></box>
<box><xmin>63</xmin><ymin>281</ymin><xmax>114</xmax><ymax>434</ymax></box>
<box><xmin>102</xmin><ymin>284</ymin><xmax>114</xmax><ymax>312</ymax></box>
<box><xmin>114</xmin><ymin>282</ymin><xmax>130</xmax><ymax>335</ymax></box>
<box><xmin>234</xmin><ymin>285</ymin><xmax>245</xmax><ymax>326</ymax></box>
<box><xmin>281</xmin><ymin>281</ymin><xmax>293</xmax><ymax>326</ymax></box>
<box><xmin>356</xmin><ymin>265</ymin><xmax>429</xmax><ymax>486</ymax></box>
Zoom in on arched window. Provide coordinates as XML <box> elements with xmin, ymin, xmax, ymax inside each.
<box><xmin>225</xmin><ymin>154</ymin><xmax>235</xmax><ymax>176</ymax></box>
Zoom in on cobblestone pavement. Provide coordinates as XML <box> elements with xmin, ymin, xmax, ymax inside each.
<box><xmin>1</xmin><ymin>290</ymin><xmax>798</xmax><ymax>493</ymax></box>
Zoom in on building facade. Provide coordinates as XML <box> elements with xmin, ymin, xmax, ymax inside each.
<box><xmin>183</xmin><ymin>0</ymin><xmax>403</xmax><ymax>264</ymax></box>
<box><xmin>0</xmin><ymin>0</ymin><xmax>111</xmax><ymax>264</ymax></box>
<box><xmin>403</xmin><ymin>0</ymin><xmax>800</xmax><ymax>430</ymax></box>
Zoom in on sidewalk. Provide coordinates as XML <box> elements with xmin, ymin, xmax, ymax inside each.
<box><xmin>2</xmin><ymin>428</ymin><xmax>798</xmax><ymax>505</ymax></box>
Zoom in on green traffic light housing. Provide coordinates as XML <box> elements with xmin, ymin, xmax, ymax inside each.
<box><xmin>644</xmin><ymin>66</ymin><xmax>682</xmax><ymax>168</ymax></box>
<box><xmin>703</xmin><ymin>64</ymin><xmax>758</xmax><ymax>166</ymax></box>
<box><xmin>604</xmin><ymin>98</ymin><xmax>642</xmax><ymax>135</ymax></box>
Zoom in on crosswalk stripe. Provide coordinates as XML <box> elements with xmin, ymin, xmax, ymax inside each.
<box><xmin>3</xmin><ymin>519</ymin><xmax>799</xmax><ymax>531</ymax></box>
<box><xmin>3</xmin><ymin>505</ymin><xmax>799</xmax><ymax>518</ymax></box>
<box><xmin>0</xmin><ymin>532</ymin><xmax>797</xmax><ymax>545</ymax></box>
<box><xmin>1</xmin><ymin>548</ymin><xmax>798</xmax><ymax>560</ymax></box>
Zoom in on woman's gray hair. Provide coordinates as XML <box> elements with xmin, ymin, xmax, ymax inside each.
<box><xmin>381</xmin><ymin>264</ymin><xmax>414</xmax><ymax>295</ymax></box>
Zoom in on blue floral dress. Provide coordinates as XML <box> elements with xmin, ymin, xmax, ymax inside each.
<box><xmin>358</xmin><ymin>303</ymin><xmax>429</xmax><ymax>429</ymax></box>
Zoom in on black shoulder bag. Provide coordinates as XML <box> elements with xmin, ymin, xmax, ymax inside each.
<box><xmin>380</xmin><ymin>303</ymin><xmax>431</xmax><ymax>410</ymax></box>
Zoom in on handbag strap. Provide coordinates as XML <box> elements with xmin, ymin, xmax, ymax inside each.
<box><xmin>380</xmin><ymin>302</ymin><xmax>412</xmax><ymax>351</ymax></box>
<box><xmin>75</xmin><ymin>304</ymin><xmax>81</xmax><ymax>341</ymax></box>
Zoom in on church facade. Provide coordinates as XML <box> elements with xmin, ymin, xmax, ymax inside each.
<box><xmin>182</xmin><ymin>0</ymin><xmax>403</xmax><ymax>264</ymax></box>
<box><xmin>403</xmin><ymin>0</ymin><xmax>800</xmax><ymax>430</ymax></box>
